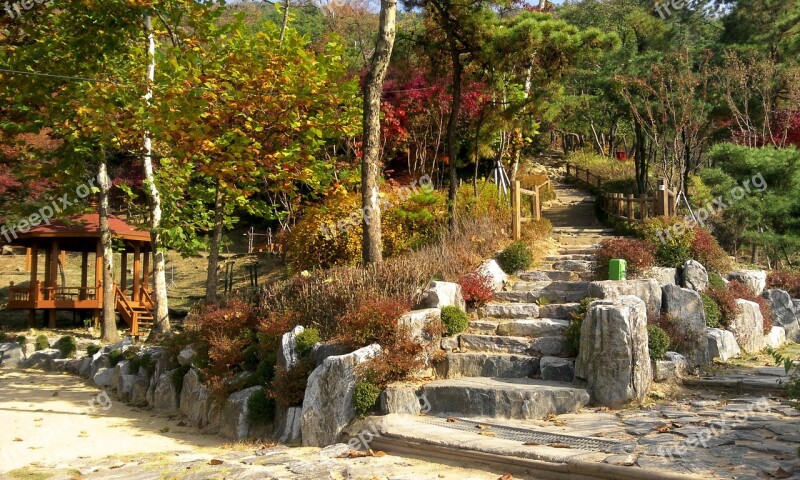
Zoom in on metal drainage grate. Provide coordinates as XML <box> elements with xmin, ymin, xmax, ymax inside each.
<box><xmin>419</xmin><ymin>416</ymin><xmax>626</xmax><ymax>452</ymax></box>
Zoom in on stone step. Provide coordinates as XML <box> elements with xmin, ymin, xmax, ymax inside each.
<box><xmin>553</xmin><ymin>228</ymin><xmax>615</xmax><ymax>235</ymax></box>
<box><xmin>496</xmin><ymin>318</ymin><xmax>569</xmax><ymax>337</ymax></box>
<box><xmin>518</xmin><ymin>270</ymin><xmax>577</xmax><ymax>282</ymax></box>
<box><xmin>421</xmin><ymin>377</ymin><xmax>590</xmax><ymax>419</ymax></box>
<box><xmin>544</xmin><ymin>254</ymin><xmax>595</xmax><ymax>262</ymax></box>
<box><xmin>558</xmin><ymin>246</ymin><xmax>599</xmax><ymax>255</ymax></box>
<box><xmin>477</xmin><ymin>303</ymin><xmax>540</xmax><ymax>319</ymax></box>
<box><xmin>510</xmin><ymin>281</ymin><xmax>590</xmax><ymax>303</ymax></box>
<box><xmin>434</xmin><ymin>353</ymin><xmax>539</xmax><ymax>379</ymax></box>
<box><xmin>459</xmin><ymin>334</ymin><xmax>566</xmax><ymax>356</ymax></box>
<box><xmin>468</xmin><ymin>320</ymin><xmax>499</xmax><ymax>335</ymax></box>
<box><xmin>547</xmin><ymin>259</ymin><xmax>595</xmax><ymax>272</ymax></box>
<box><xmin>538</xmin><ymin>302</ymin><xmax>581</xmax><ymax>320</ymax></box>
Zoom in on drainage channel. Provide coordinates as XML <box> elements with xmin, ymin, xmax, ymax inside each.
<box><xmin>417</xmin><ymin>416</ymin><xmax>628</xmax><ymax>453</ymax></box>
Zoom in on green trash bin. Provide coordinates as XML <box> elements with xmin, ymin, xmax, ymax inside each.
<box><xmin>609</xmin><ymin>259</ymin><xmax>627</xmax><ymax>280</ymax></box>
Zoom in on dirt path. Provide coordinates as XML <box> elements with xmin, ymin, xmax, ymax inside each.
<box><xmin>0</xmin><ymin>370</ymin><xmax>514</xmax><ymax>480</ymax></box>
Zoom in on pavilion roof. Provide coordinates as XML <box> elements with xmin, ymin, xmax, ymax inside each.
<box><xmin>11</xmin><ymin>214</ymin><xmax>151</xmax><ymax>245</ymax></box>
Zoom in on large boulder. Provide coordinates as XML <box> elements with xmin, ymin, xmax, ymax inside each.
<box><xmin>111</xmin><ymin>361</ymin><xmax>131</xmax><ymax>394</ymax></box>
<box><xmin>762</xmin><ymin>289</ymin><xmax>800</xmax><ymax>342</ymax></box>
<box><xmin>418</xmin><ymin>281</ymin><xmax>466</xmax><ymax>310</ymax></box>
<box><xmin>730</xmin><ymin>299</ymin><xmax>765</xmax><ymax>354</ymax></box>
<box><xmin>727</xmin><ymin>270</ymin><xmax>767</xmax><ymax>296</ymax></box>
<box><xmin>301</xmin><ymin>344</ymin><xmax>381</xmax><ymax>447</ymax></box>
<box><xmin>380</xmin><ymin>384</ymin><xmax>422</xmax><ymax>415</ymax></box>
<box><xmin>219</xmin><ymin>386</ymin><xmax>264</xmax><ymax>441</ymax></box>
<box><xmin>275</xmin><ymin>325</ymin><xmax>306</xmax><ymax>444</ymax></box>
<box><xmin>539</xmin><ymin>356</ymin><xmax>575</xmax><ymax>382</ymax></box>
<box><xmin>275</xmin><ymin>407</ymin><xmax>302</xmax><ymax>444</ymax></box>
<box><xmin>575</xmin><ymin>296</ymin><xmax>652</xmax><ymax>408</ymax></box>
<box><xmin>177</xmin><ymin>346</ymin><xmax>196</xmax><ymax>366</ymax></box>
<box><xmin>277</xmin><ymin>325</ymin><xmax>304</xmax><ymax>370</ymax></box>
<box><xmin>153</xmin><ymin>371</ymin><xmax>180</xmax><ymax>414</ymax></box>
<box><xmin>661</xmin><ymin>284</ymin><xmax>708</xmax><ymax>366</ymax></box>
<box><xmin>681</xmin><ymin>260</ymin><xmax>708</xmax><ymax>291</ymax></box>
<box><xmin>706</xmin><ymin>328</ymin><xmax>741</xmax><ymax>362</ymax></box>
<box><xmin>0</xmin><ymin>343</ymin><xmax>25</xmax><ymax>369</ymax></box>
<box><xmin>478</xmin><ymin>259</ymin><xmax>508</xmax><ymax>292</ymax></box>
<box><xmin>180</xmin><ymin>369</ymin><xmax>215</xmax><ymax>429</ymax></box>
<box><xmin>651</xmin><ymin>267</ymin><xmax>678</xmax><ymax>286</ymax></box>
<box><xmin>92</xmin><ymin>367</ymin><xmax>115</xmax><ymax>388</ymax></box>
<box><xmin>398</xmin><ymin>308</ymin><xmax>440</xmax><ymax>343</ymax></box>
<box><xmin>588</xmin><ymin>279</ymin><xmax>662</xmax><ymax>315</ymax></box>
<box><xmin>23</xmin><ymin>348</ymin><xmax>61</xmax><ymax>370</ymax></box>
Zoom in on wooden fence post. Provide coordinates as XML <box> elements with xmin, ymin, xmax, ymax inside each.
<box><xmin>640</xmin><ymin>193</ymin><xmax>649</xmax><ymax>220</ymax></box>
<box><xmin>512</xmin><ymin>180</ymin><xmax>521</xmax><ymax>240</ymax></box>
<box><xmin>627</xmin><ymin>194</ymin><xmax>635</xmax><ymax>220</ymax></box>
<box><xmin>533</xmin><ymin>185</ymin><xmax>541</xmax><ymax>221</ymax></box>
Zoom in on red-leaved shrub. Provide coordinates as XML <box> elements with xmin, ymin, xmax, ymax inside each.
<box><xmin>357</xmin><ymin>325</ymin><xmax>425</xmax><ymax>388</ymax></box>
<box><xmin>728</xmin><ymin>281</ymin><xmax>773</xmax><ymax>333</ymax></box>
<box><xmin>704</xmin><ymin>286</ymin><xmax>740</xmax><ymax>329</ymax></box>
<box><xmin>458</xmin><ymin>272</ymin><xmax>494</xmax><ymax>308</ymax></box>
<box><xmin>767</xmin><ymin>270</ymin><xmax>800</xmax><ymax>298</ymax></box>
<box><xmin>338</xmin><ymin>296</ymin><xmax>411</xmax><ymax>348</ymax></box>
<box><xmin>691</xmin><ymin>228</ymin><xmax>734</xmax><ymax>273</ymax></box>
<box><xmin>595</xmin><ymin>237</ymin><xmax>657</xmax><ymax>278</ymax></box>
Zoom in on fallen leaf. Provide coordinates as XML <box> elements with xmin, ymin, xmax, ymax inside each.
<box><xmin>51</xmin><ymin>391</ymin><xmax>59</xmax><ymax>397</ymax></box>
<box><xmin>774</xmin><ymin>454</ymin><xmax>795</xmax><ymax>461</ymax></box>
<box><xmin>208</xmin><ymin>459</ymin><xmax>223</xmax><ymax>465</ymax></box>
<box><xmin>591</xmin><ymin>432</ymin><xmax>607</xmax><ymax>437</ymax></box>
<box><xmin>13</xmin><ymin>438</ymin><xmax>22</xmax><ymax>442</ymax></box>
<box><xmin>671</xmin><ymin>422</ymin><xmax>683</xmax><ymax>428</ymax></box>
<box><xmin>479</xmin><ymin>431</ymin><xmax>496</xmax><ymax>437</ymax></box>
<box><xmin>544</xmin><ymin>414</ymin><xmax>558</xmax><ymax>421</ymax></box>
<box><xmin>595</xmin><ymin>406</ymin><xmax>610</xmax><ymax>412</ymax></box>
<box><xmin>552</xmin><ymin>420</ymin><xmax>566</xmax><ymax>426</ymax></box>
<box><xmin>476</xmin><ymin>424</ymin><xmax>491</xmax><ymax>430</ymax></box>
<box><xmin>446</xmin><ymin>417</ymin><xmax>459</xmax><ymax>423</ymax></box>
<box><xmin>499</xmin><ymin>474</ymin><xmax>514</xmax><ymax>480</ymax></box>
<box><xmin>373</xmin><ymin>451</ymin><xmax>387</xmax><ymax>457</ymax></box>
<box><xmin>653</xmin><ymin>424</ymin><xmax>672</xmax><ymax>434</ymax></box>
<box><xmin>548</xmin><ymin>442</ymin><xmax>571</xmax><ymax>448</ymax></box>
<box><xmin>523</xmin><ymin>441</ymin><xmax>541</xmax><ymax>446</ymax></box>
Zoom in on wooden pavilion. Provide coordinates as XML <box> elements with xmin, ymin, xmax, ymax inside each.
<box><xmin>5</xmin><ymin>214</ymin><xmax>155</xmax><ymax>335</ymax></box>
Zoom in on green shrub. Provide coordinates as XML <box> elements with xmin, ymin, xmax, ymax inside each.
<box><xmin>564</xmin><ymin>297</ymin><xmax>597</xmax><ymax>356</ymax></box>
<box><xmin>241</xmin><ymin>344</ymin><xmax>260</xmax><ymax>371</ymax></box>
<box><xmin>128</xmin><ymin>353</ymin><xmax>155</xmax><ymax>376</ymax></box>
<box><xmin>34</xmin><ymin>335</ymin><xmax>50</xmax><ymax>351</ymax></box>
<box><xmin>701</xmin><ymin>293</ymin><xmax>722</xmax><ymax>328</ymax></box>
<box><xmin>108</xmin><ymin>349</ymin><xmax>124</xmax><ymax>367</ymax></box>
<box><xmin>247</xmin><ymin>389</ymin><xmax>276</xmax><ymax>424</ymax></box>
<box><xmin>254</xmin><ymin>354</ymin><xmax>277</xmax><ymax>385</ymax></box>
<box><xmin>53</xmin><ymin>336</ymin><xmax>77</xmax><ymax>358</ymax></box>
<box><xmin>595</xmin><ymin>238</ymin><xmax>657</xmax><ymax>279</ymax></box>
<box><xmin>171</xmin><ymin>364</ymin><xmax>191</xmax><ymax>394</ymax></box>
<box><xmin>497</xmin><ymin>241</ymin><xmax>533</xmax><ymax>273</ymax></box>
<box><xmin>353</xmin><ymin>379</ymin><xmax>382</xmax><ymax>417</ymax></box>
<box><xmin>637</xmin><ymin>217</ymin><xmax>695</xmax><ymax>268</ymax></box>
<box><xmin>767</xmin><ymin>347</ymin><xmax>799</xmax><ymax>409</ymax></box>
<box><xmin>440</xmin><ymin>306</ymin><xmax>469</xmax><ymax>336</ymax></box>
<box><xmin>86</xmin><ymin>344</ymin><xmax>101</xmax><ymax>356</ymax></box>
<box><xmin>647</xmin><ymin>325</ymin><xmax>670</xmax><ymax>360</ymax></box>
<box><xmin>708</xmin><ymin>271</ymin><xmax>727</xmax><ymax>290</ymax></box>
<box><xmin>295</xmin><ymin>328</ymin><xmax>320</xmax><ymax>356</ymax></box>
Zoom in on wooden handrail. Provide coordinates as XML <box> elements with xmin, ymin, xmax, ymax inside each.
<box><xmin>115</xmin><ymin>284</ymin><xmax>135</xmax><ymax>320</ymax></box>
<box><xmin>141</xmin><ymin>288</ymin><xmax>154</xmax><ymax>309</ymax></box>
<box><xmin>511</xmin><ymin>178</ymin><xmax>552</xmax><ymax>240</ymax></box>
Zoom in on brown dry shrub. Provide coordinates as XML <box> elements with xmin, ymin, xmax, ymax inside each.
<box><xmin>704</xmin><ymin>286</ymin><xmax>740</xmax><ymax>329</ymax></box>
<box><xmin>650</xmin><ymin>312</ymin><xmax>705</xmax><ymax>356</ymax></box>
<box><xmin>728</xmin><ymin>281</ymin><xmax>773</xmax><ymax>334</ymax></box>
<box><xmin>271</xmin><ymin>358</ymin><xmax>315</xmax><ymax>408</ymax></box>
<box><xmin>338</xmin><ymin>296</ymin><xmax>411</xmax><ymax>348</ymax></box>
<box><xmin>767</xmin><ymin>270</ymin><xmax>800</xmax><ymax>298</ymax></box>
<box><xmin>357</xmin><ymin>327</ymin><xmax>425</xmax><ymax>388</ymax></box>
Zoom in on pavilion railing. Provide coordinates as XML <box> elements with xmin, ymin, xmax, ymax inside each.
<box><xmin>8</xmin><ymin>282</ymin><xmax>100</xmax><ymax>304</ymax></box>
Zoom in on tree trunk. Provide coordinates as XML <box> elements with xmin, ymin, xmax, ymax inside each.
<box><xmin>98</xmin><ymin>160</ymin><xmax>120</xmax><ymax>343</ymax></box>
<box><xmin>360</xmin><ymin>0</ymin><xmax>397</xmax><ymax>265</ymax></box>
<box><xmin>447</xmin><ymin>46</ymin><xmax>463</xmax><ymax>232</ymax></box>
<box><xmin>205</xmin><ymin>183</ymin><xmax>224</xmax><ymax>302</ymax></box>
<box><xmin>142</xmin><ymin>14</ymin><xmax>170</xmax><ymax>341</ymax></box>
<box><xmin>634</xmin><ymin>121</ymin><xmax>649</xmax><ymax>194</ymax></box>
<box><xmin>279</xmin><ymin>0</ymin><xmax>290</xmax><ymax>46</ymax></box>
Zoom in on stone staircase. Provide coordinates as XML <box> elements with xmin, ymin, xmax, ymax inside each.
<box><xmin>423</xmin><ymin>174</ymin><xmax>619</xmax><ymax>421</ymax></box>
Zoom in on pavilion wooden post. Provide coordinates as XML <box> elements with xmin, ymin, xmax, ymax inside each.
<box><xmin>80</xmin><ymin>247</ymin><xmax>89</xmax><ymax>301</ymax></box>
<box><xmin>29</xmin><ymin>244</ymin><xmax>38</xmax><ymax>326</ymax></box>
<box><xmin>142</xmin><ymin>249</ymin><xmax>150</xmax><ymax>293</ymax></box>
<box><xmin>120</xmin><ymin>250</ymin><xmax>128</xmax><ymax>298</ymax></box>
<box><xmin>48</xmin><ymin>240</ymin><xmax>58</xmax><ymax>328</ymax></box>
<box><xmin>133</xmin><ymin>243</ymin><xmax>141</xmax><ymax>303</ymax></box>
<box><xmin>25</xmin><ymin>247</ymin><xmax>31</xmax><ymax>271</ymax></box>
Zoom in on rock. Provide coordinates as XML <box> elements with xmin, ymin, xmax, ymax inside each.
<box><xmin>664</xmin><ymin>351</ymin><xmax>688</xmax><ymax>364</ymax></box>
<box><xmin>309</xmin><ymin>343</ymin><xmax>352</xmax><ymax>368</ymax></box>
<box><xmin>50</xmin><ymin>359</ymin><xmax>69</xmax><ymax>372</ymax></box>
<box><xmin>301</xmin><ymin>344</ymin><xmax>381</xmax><ymax>447</ymax></box>
<box><xmin>275</xmin><ymin>406</ymin><xmax>302</xmax><ymax>444</ymax></box>
<box><xmin>681</xmin><ymin>260</ymin><xmax>708</xmax><ymax>291</ymax></box>
<box><xmin>528</xmin><ymin>336</ymin><xmax>567</xmax><ymax>357</ymax></box>
<box><xmin>496</xmin><ymin>318</ymin><xmax>569</xmax><ymax>337</ymax></box>
<box><xmin>661</xmin><ymin>284</ymin><xmax>708</xmax><ymax>365</ymax></box>
<box><xmin>105</xmin><ymin>337</ymin><xmax>134</xmax><ymax>354</ymax></box>
<box><xmin>730</xmin><ymin>299</ymin><xmax>765</xmax><ymax>354</ymax></box>
<box><xmin>90</xmin><ymin>354</ymin><xmax>110</xmax><ymax>379</ymax></box>
<box><xmin>765</xmin><ymin>326</ymin><xmax>786</xmax><ymax>349</ymax></box>
<box><xmin>469</xmin><ymin>320</ymin><xmax>498</xmax><ymax>334</ymax></box>
<box><xmin>418</xmin><ymin>281</ymin><xmax>466</xmax><ymax>310</ymax></box>
<box><xmin>380</xmin><ymin>385</ymin><xmax>421</xmax><ymax>414</ymax></box>
<box><xmin>588</xmin><ymin>279</ymin><xmax>662</xmax><ymax>315</ymax></box>
<box><xmin>64</xmin><ymin>358</ymin><xmax>82</xmax><ymax>375</ymax></box>
<box><xmin>23</xmin><ymin>348</ymin><xmax>61</xmax><ymax>370</ymax></box>
<box><xmin>93</xmin><ymin>367</ymin><xmax>115</xmax><ymax>388</ymax></box>
<box><xmin>177</xmin><ymin>346</ymin><xmax>196</xmax><ymax>366</ymax></box>
<box><xmin>706</xmin><ymin>328</ymin><xmax>741</xmax><ymax>362</ymax></box>
<box><xmin>435</xmin><ymin>353</ymin><xmax>538</xmax><ymax>379</ymax></box>
<box><xmin>0</xmin><ymin>343</ymin><xmax>25</xmax><ymax>369</ymax></box>
<box><xmin>180</xmin><ymin>369</ymin><xmax>214</xmax><ymax>429</ymax></box>
<box><xmin>277</xmin><ymin>325</ymin><xmax>305</xmax><ymax>370</ymax></box>
<box><xmin>538</xmin><ymin>303</ymin><xmax>581</xmax><ymax>320</ymax></box>
<box><xmin>111</xmin><ymin>361</ymin><xmax>131</xmax><ymax>394</ymax></box>
<box><xmin>153</xmin><ymin>371</ymin><xmax>180</xmax><ymax>414</ymax></box>
<box><xmin>539</xmin><ymin>356</ymin><xmax>575</xmax><ymax>382</ymax></box>
<box><xmin>219</xmin><ymin>386</ymin><xmax>264</xmax><ymax>441</ymax></box>
<box><xmin>478</xmin><ymin>259</ymin><xmax>508</xmax><ymax>291</ymax></box>
<box><xmin>398</xmin><ymin>308</ymin><xmax>440</xmax><ymax>342</ymax></box>
<box><xmin>440</xmin><ymin>337</ymin><xmax>458</xmax><ymax>351</ymax></box>
<box><xmin>762</xmin><ymin>289</ymin><xmax>800</xmax><ymax>342</ymax></box>
<box><xmin>651</xmin><ymin>267</ymin><xmax>678</xmax><ymax>286</ymax></box>
<box><xmin>653</xmin><ymin>360</ymin><xmax>685</xmax><ymax>383</ymax></box>
<box><xmin>575</xmin><ymin>296</ymin><xmax>652</xmax><ymax>408</ymax></box>
<box><xmin>131</xmin><ymin>374</ymin><xmax>151</xmax><ymax>406</ymax></box>
<box><xmin>477</xmin><ymin>303</ymin><xmax>539</xmax><ymax>319</ymax></box>
<box><xmin>78</xmin><ymin>356</ymin><xmax>94</xmax><ymax>378</ymax></box>
<box><xmin>727</xmin><ymin>270</ymin><xmax>767</xmax><ymax>296</ymax></box>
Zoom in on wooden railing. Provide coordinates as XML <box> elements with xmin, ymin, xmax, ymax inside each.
<box><xmin>115</xmin><ymin>284</ymin><xmax>135</xmax><ymax>327</ymax></box>
<box><xmin>511</xmin><ymin>179</ymin><xmax>551</xmax><ymax>240</ymax></box>
<box><xmin>141</xmin><ymin>287</ymin><xmax>154</xmax><ymax>309</ymax></box>
<box><xmin>8</xmin><ymin>282</ymin><xmax>100</xmax><ymax>303</ymax></box>
<box><xmin>565</xmin><ymin>162</ymin><xmax>677</xmax><ymax>223</ymax></box>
